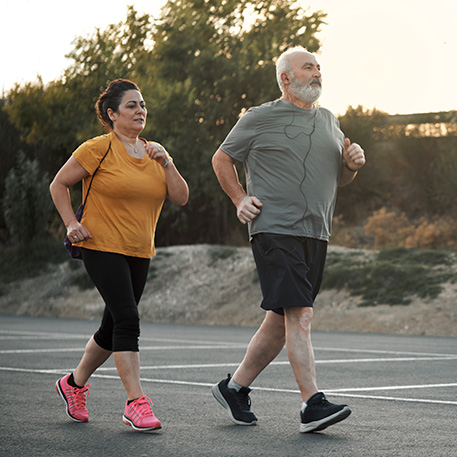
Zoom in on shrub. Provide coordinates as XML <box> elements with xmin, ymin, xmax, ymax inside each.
<box><xmin>363</xmin><ymin>207</ymin><xmax>457</xmax><ymax>250</ymax></box>
<box><xmin>404</xmin><ymin>217</ymin><xmax>457</xmax><ymax>250</ymax></box>
<box><xmin>0</xmin><ymin>237</ymin><xmax>67</xmax><ymax>285</ymax></box>
<box><xmin>208</xmin><ymin>246</ymin><xmax>237</xmax><ymax>265</ymax></box>
<box><xmin>322</xmin><ymin>247</ymin><xmax>454</xmax><ymax>306</ymax></box>
<box><xmin>363</xmin><ymin>207</ymin><xmax>415</xmax><ymax>249</ymax></box>
<box><xmin>3</xmin><ymin>151</ymin><xmax>52</xmax><ymax>244</ymax></box>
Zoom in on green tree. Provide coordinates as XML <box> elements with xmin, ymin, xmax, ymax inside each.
<box><xmin>63</xmin><ymin>6</ymin><xmax>154</xmax><ymax>143</ymax></box>
<box><xmin>3</xmin><ymin>151</ymin><xmax>52</xmax><ymax>244</ymax></box>
<box><xmin>336</xmin><ymin>106</ymin><xmax>457</xmax><ymax>232</ymax></box>
<box><xmin>0</xmin><ymin>97</ymin><xmax>30</xmax><ymax>239</ymax></box>
<box><xmin>146</xmin><ymin>0</ymin><xmax>326</xmax><ymax>245</ymax></box>
<box><xmin>2</xmin><ymin>1</ymin><xmax>326</xmax><ymax>246</ymax></box>
<box><xmin>336</xmin><ymin>106</ymin><xmax>391</xmax><ymax>222</ymax></box>
<box><xmin>384</xmin><ymin>135</ymin><xmax>457</xmax><ymax>217</ymax></box>
<box><xmin>430</xmin><ymin>137</ymin><xmax>457</xmax><ymax>213</ymax></box>
<box><xmin>4</xmin><ymin>7</ymin><xmax>153</xmax><ymax>178</ymax></box>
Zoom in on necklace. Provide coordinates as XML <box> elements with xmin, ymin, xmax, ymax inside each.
<box><xmin>114</xmin><ymin>132</ymin><xmax>141</xmax><ymax>155</ymax></box>
<box><xmin>124</xmin><ymin>140</ymin><xmax>138</xmax><ymax>154</ymax></box>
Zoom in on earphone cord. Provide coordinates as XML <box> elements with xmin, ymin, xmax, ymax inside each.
<box><xmin>283</xmin><ymin>104</ymin><xmax>317</xmax><ymax>231</ymax></box>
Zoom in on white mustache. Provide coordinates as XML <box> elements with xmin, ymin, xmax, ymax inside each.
<box><xmin>309</xmin><ymin>78</ymin><xmax>322</xmax><ymax>87</ymax></box>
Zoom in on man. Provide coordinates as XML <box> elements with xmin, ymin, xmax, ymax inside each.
<box><xmin>211</xmin><ymin>46</ymin><xmax>365</xmax><ymax>433</ymax></box>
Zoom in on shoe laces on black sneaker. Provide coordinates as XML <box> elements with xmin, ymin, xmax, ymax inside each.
<box><xmin>232</xmin><ymin>387</ymin><xmax>253</xmax><ymax>412</ymax></box>
<box><xmin>302</xmin><ymin>392</ymin><xmax>347</xmax><ymax>420</ymax></box>
<box><xmin>306</xmin><ymin>392</ymin><xmax>328</xmax><ymax>407</ymax></box>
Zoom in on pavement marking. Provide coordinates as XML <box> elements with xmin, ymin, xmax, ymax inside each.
<box><xmin>0</xmin><ymin>345</ymin><xmax>248</xmax><ymax>354</ymax></box>
<box><xmin>326</xmin><ymin>382</ymin><xmax>457</xmax><ymax>392</ymax></box>
<box><xmin>317</xmin><ymin>356</ymin><xmax>457</xmax><ymax>363</ymax></box>
<box><xmin>314</xmin><ymin>347</ymin><xmax>457</xmax><ymax>358</ymax></box>
<box><xmin>2</xmin><ymin>342</ymin><xmax>456</xmax><ymax>359</ymax></box>
<box><xmin>94</xmin><ymin>356</ymin><xmax>457</xmax><ymax>371</ymax></box>
<box><xmin>2</xmin><ymin>345</ymin><xmax>456</xmax><ymax>367</ymax></box>
<box><xmin>0</xmin><ymin>330</ymin><xmax>246</xmax><ymax>346</ymax></box>
<box><xmin>2</xmin><ymin>328</ymin><xmax>456</xmax><ymax>407</ymax></box>
<box><xmin>3</xmin><ymin>366</ymin><xmax>455</xmax><ymax>406</ymax></box>
<box><xmin>0</xmin><ymin>348</ymin><xmax>92</xmax><ymax>354</ymax></box>
<box><xmin>2</xmin><ymin>330</ymin><xmax>456</xmax><ymax>358</ymax></box>
<box><xmin>0</xmin><ymin>330</ymin><xmax>250</xmax><ymax>346</ymax></box>
<box><xmin>0</xmin><ymin>367</ymin><xmax>68</xmax><ymax>374</ymax></box>
<box><xmin>325</xmin><ymin>393</ymin><xmax>457</xmax><ymax>405</ymax></box>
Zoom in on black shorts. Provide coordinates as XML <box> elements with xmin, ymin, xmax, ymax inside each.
<box><xmin>251</xmin><ymin>233</ymin><xmax>328</xmax><ymax>315</ymax></box>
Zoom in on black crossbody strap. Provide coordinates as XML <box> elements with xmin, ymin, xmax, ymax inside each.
<box><xmin>82</xmin><ymin>141</ymin><xmax>111</xmax><ymax>207</ymax></box>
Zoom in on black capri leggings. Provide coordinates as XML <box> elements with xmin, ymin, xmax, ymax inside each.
<box><xmin>81</xmin><ymin>248</ymin><xmax>150</xmax><ymax>352</ymax></box>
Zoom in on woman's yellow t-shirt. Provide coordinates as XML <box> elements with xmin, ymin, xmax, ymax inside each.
<box><xmin>72</xmin><ymin>132</ymin><xmax>167</xmax><ymax>258</ymax></box>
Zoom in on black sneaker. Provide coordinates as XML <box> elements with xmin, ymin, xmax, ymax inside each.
<box><xmin>300</xmin><ymin>392</ymin><xmax>351</xmax><ymax>433</ymax></box>
<box><xmin>212</xmin><ymin>374</ymin><xmax>258</xmax><ymax>425</ymax></box>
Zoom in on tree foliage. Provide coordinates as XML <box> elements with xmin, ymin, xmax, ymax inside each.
<box><xmin>3</xmin><ymin>1</ymin><xmax>326</xmax><ymax>246</ymax></box>
<box><xmin>337</xmin><ymin>107</ymin><xmax>457</xmax><ymax>223</ymax></box>
<box><xmin>144</xmin><ymin>0</ymin><xmax>326</xmax><ymax>244</ymax></box>
<box><xmin>3</xmin><ymin>151</ymin><xmax>52</xmax><ymax>244</ymax></box>
<box><xmin>2</xmin><ymin>0</ymin><xmax>457</xmax><ymax>251</ymax></box>
<box><xmin>336</xmin><ymin>106</ymin><xmax>391</xmax><ymax>221</ymax></box>
<box><xmin>0</xmin><ymin>98</ymin><xmax>29</xmax><ymax>238</ymax></box>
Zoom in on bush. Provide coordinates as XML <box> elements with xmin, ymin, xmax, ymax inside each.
<box><xmin>68</xmin><ymin>261</ymin><xmax>94</xmax><ymax>290</ymax></box>
<box><xmin>363</xmin><ymin>207</ymin><xmax>457</xmax><ymax>250</ymax></box>
<box><xmin>0</xmin><ymin>236</ymin><xmax>67</xmax><ymax>286</ymax></box>
<box><xmin>322</xmin><ymin>247</ymin><xmax>455</xmax><ymax>306</ymax></box>
<box><xmin>3</xmin><ymin>151</ymin><xmax>52</xmax><ymax>244</ymax></box>
<box><xmin>363</xmin><ymin>207</ymin><xmax>414</xmax><ymax>249</ymax></box>
<box><xmin>208</xmin><ymin>246</ymin><xmax>238</xmax><ymax>265</ymax></box>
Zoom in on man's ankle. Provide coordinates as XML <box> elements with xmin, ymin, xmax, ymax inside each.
<box><xmin>228</xmin><ymin>377</ymin><xmax>244</xmax><ymax>392</ymax></box>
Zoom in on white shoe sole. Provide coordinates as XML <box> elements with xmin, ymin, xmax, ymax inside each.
<box><xmin>211</xmin><ymin>384</ymin><xmax>257</xmax><ymax>426</ymax></box>
<box><xmin>300</xmin><ymin>406</ymin><xmax>351</xmax><ymax>433</ymax></box>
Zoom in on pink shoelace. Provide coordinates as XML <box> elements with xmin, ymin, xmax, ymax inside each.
<box><xmin>127</xmin><ymin>395</ymin><xmax>154</xmax><ymax>419</ymax></box>
<box><xmin>67</xmin><ymin>384</ymin><xmax>90</xmax><ymax>408</ymax></box>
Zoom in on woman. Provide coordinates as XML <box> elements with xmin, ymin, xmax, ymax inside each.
<box><xmin>50</xmin><ymin>79</ymin><xmax>189</xmax><ymax>432</ymax></box>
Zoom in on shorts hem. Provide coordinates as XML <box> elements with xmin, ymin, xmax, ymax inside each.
<box><xmin>261</xmin><ymin>303</ymin><xmax>314</xmax><ymax>316</ymax></box>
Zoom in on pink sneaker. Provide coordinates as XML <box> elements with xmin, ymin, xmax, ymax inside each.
<box><xmin>122</xmin><ymin>395</ymin><xmax>162</xmax><ymax>431</ymax></box>
<box><xmin>55</xmin><ymin>374</ymin><xmax>90</xmax><ymax>422</ymax></box>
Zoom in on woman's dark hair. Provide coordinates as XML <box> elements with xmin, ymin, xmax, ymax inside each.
<box><xmin>96</xmin><ymin>79</ymin><xmax>140</xmax><ymax>130</ymax></box>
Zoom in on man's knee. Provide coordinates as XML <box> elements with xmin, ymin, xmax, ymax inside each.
<box><xmin>284</xmin><ymin>307</ymin><xmax>314</xmax><ymax>334</ymax></box>
<box><xmin>264</xmin><ymin>310</ymin><xmax>286</xmax><ymax>342</ymax></box>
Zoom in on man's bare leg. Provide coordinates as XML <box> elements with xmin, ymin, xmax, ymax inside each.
<box><xmin>212</xmin><ymin>310</ymin><xmax>285</xmax><ymax>425</ymax></box>
<box><xmin>283</xmin><ymin>306</ymin><xmax>318</xmax><ymax>401</ymax></box>
<box><xmin>232</xmin><ymin>310</ymin><xmax>286</xmax><ymax>387</ymax></box>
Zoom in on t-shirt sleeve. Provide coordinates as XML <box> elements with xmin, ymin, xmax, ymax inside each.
<box><xmin>73</xmin><ymin>136</ymin><xmax>110</xmax><ymax>176</ymax></box>
<box><xmin>332</xmin><ymin>113</ymin><xmax>345</xmax><ymax>153</ymax></box>
<box><xmin>219</xmin><ymin>108</ymin><xmax>257</xmax><ymax>163</ymax></box>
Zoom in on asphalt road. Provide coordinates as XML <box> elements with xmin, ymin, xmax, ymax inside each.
<box><xmin>1</xmin><ymin>315</ymin><xmax>456</xmax><ymax>457</ymax></box>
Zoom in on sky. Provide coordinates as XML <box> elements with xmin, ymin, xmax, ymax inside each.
<box><xmin>2</xmin><ymin>0</ymin><xmax>456</xmax><ymax>115</ymax></box>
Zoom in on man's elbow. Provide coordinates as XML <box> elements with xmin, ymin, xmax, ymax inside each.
<box><xmin>211</xmin><ymin>153</ymin><xmax>217</xmax><ymax>171</ymax></box>
<box><xmin>211</xmin><ymin>149</ymin><xmax>223</xmax><ymax>171</ymax></box>
<box><xmin>212</xmin><ymin>149</ymin><xmax>236</xmax><ymax>171</ymax></box>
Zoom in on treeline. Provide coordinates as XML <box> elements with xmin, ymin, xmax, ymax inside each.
<box><xmin>336</xmin><ymin>108</ymin><xmax>457</xmax><ymax>250</ymax></box>
<box><xmin>1</xmin><ymin>0</ymin><xmax>457</xmax><ymax>252</ymax></box>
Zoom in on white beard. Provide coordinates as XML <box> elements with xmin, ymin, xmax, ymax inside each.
<box><xmin>289</xmin><ymin>75</ymin><xmax>322</xmax><ymax>104</ymax></box>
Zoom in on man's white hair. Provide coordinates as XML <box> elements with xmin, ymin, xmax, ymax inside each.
<box><xmin>275</xmin><ymin>45</ymin><xmax>309</xmax><ymax>94</ymax></box>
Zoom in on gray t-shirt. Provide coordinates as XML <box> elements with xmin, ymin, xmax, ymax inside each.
<box><xmin>219</xmin><ymin>98</ymin><xmax>345</xmax><ymax>241</ymax></box>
